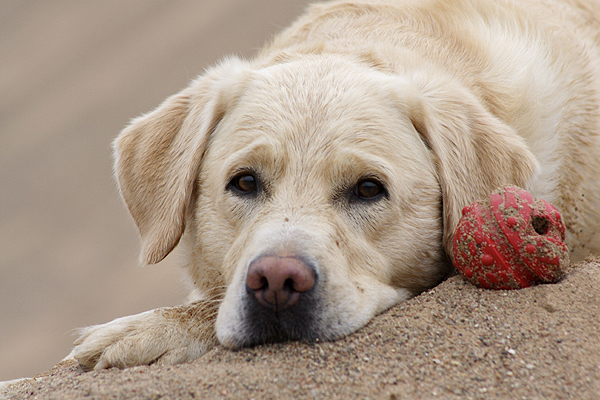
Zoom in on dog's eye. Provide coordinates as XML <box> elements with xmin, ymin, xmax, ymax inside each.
<box><xmin>229</xmin><ymin>172</ymin><xmax>258</xmax><ymax>194</ymax></box>
<box><xmin>355</xmin><ymin>179</ymin><xmax>385</xmax><ymax>200</ymax></box>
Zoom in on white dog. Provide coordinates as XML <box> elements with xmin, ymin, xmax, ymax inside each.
<box><xmin>70</xmin><ymin>0</ymin><xmax>600</xmax><ymax>370</ymax></box>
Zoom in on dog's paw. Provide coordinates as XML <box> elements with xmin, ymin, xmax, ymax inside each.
<box><xmin>69</xmin><ymin>303</ymin><xmax>218</xmax><ymax>370</ymax></box>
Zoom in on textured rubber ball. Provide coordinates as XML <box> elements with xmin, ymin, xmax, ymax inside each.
<box><xmin>452</xmin><ymin>186</ymin><xmax>569</xmax><ymax>290</ymax></box>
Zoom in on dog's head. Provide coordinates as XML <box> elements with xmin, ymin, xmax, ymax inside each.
<box><xmin>114</xmin><ymin>55</ymin><xmax>537</xmax><ymax>347</ymax></box>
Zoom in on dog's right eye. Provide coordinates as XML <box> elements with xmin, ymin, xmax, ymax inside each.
<box><xmin>352</xmin><ymin>178</ymin><xmax>387</xmax><ymax>202</ymax></box>
<box><xmin>228</xmin><ymin>172</ymin><xmax>258</xmax><ymax>195</ymax></box>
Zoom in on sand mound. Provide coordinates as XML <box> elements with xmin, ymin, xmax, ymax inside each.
<box><xmin>3</xmin><ymin>257</ymin><xmax>599</xmax><ymax>400</ymax></box>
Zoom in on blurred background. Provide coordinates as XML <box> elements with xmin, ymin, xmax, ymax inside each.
<box><xmin>0</xmin><ymin>0</ymin><xmax>312</xmax><ymax>381</ymax></box>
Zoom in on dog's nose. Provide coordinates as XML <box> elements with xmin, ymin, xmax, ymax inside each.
<box><xmin>246</xmin><ymin>256</ymin><xmax>316</xmax><ymax>311</ymax></box>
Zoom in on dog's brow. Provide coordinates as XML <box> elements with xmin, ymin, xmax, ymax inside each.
<box><xmin>334</xmin><ymin>150</ymin><xmax>394</xmax><ymax>180</ymax></box>
<box><xmin>223</xmin><ymin>139</ymin><xmax>284</xmax><ymax>175</ymax></box>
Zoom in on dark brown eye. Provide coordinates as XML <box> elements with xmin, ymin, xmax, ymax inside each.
<box><xmin>231</xmin><ymin>173</ymin><xmax>257</xmax><ymax>194</ymax></box>
<box><xmin>355</xmin><ymin>179</ymin><xmax>384</xmax><ymax>200</ymax></box>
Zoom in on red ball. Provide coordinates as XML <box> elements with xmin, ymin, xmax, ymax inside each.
<box><xmin>452</xmin><ymin>186</ymin><xmax>569</xmax><ymax>289</ymax></box>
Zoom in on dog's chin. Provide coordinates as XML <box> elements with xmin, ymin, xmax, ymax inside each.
<box><xmin>242</xmin><ymin>291</ymin><xmax>326</xmax><ymax>345</ymax></box>
<box><xmin>217</xmin><ymin>291</ymin><xmax>336</xmax><ymax>349</ymax></box>
<box><xmin>216</xmin><ymin>284</ymin><xmax>410</xmax><ymax>349</ymax></box>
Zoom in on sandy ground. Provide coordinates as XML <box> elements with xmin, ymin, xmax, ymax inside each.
<box><xmin>2</xmin><ymin>257</ymin><xmax>599</xmax><ymax>399</ymax></box>
<box><xmin>0</xmin><ymin>0</ymin><xmax>312</xmax><ymax>381</ymax></box>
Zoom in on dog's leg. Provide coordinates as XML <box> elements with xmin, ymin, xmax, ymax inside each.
<box><xmin>68</xmin><ymin>300</ymin><xmax>219</xmax><ymax>370</ymax></box>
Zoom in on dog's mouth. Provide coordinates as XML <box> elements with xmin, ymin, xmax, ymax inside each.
<box><xmin>236</xmin><ymin>286</ymin><xmax>325</xmax><ymax>346</ymax></box>
<box><xmin>229</xmin><ymin>254</ymin><xmax>327</xmax><ymax>346</ymax></box>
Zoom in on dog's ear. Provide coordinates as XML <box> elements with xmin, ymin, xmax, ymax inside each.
<box><xmin>114</xmin><ymin>57</ymin><xmax>253</xmax><ymax>264</ymax></box>
<box><xmin>405</xmin><ymin>75</ymin><xmax>539</xmax><ymax>258</ymax></box>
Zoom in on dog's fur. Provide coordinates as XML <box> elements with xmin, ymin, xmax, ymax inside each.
<box><xmin>70</xmin><ymin>0</ymin><xmax>600</xmax><ymax>369</ymax></box>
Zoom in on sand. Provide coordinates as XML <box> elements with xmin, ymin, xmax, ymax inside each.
<box><xmin>3</xmin><ymin>256</ymin><xmax>599</xmax><ymax>400</ymax></box>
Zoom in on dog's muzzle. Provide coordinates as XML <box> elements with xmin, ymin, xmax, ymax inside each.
<box><xmin>241</xmin><ymin>254</ymin><xmax>321</xmax><ymax>344</ymax></box>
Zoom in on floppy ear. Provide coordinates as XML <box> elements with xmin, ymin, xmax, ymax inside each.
<box><xmin>406</xmin><ymin>75</ymin><xmax>539</xmax><ymax>258</ymax></box>
<box><xmin>114</xmin><ymin>57</ymin><xmax>253</xmax><ymax>264</ymax></box>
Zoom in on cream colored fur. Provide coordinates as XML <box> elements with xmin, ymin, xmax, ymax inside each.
<box><xmin>70</xmin><ymin>0</ymin><xmax>600</xmax><ymax>369</ymax></box>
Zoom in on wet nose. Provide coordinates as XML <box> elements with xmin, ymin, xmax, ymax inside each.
<box><xmin>246</xmin><ymin>256</ymin><xmax>316</xmax><ymax>311</ymax></box>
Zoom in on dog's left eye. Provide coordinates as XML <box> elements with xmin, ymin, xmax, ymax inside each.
<box><xmin>228</xmin><ymin>172</ymin><xmax>258</xmax><ymax>195</ymax></box>
<box><xmin>355</xmin><ymin>179</ymin><xmax>385</xmax><ymax>200</ymax></box>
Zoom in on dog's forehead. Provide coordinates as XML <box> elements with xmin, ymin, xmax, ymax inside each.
<box><xmin>246</xmin><ymin>57</ymin><xmax>394</xmax><ymax>119</ymax></box>
<box><xmin>219</xmin><ymin>58</ymin><xmax>413</xmax><ymax>154</ymax></box>
<box><xmin>203</xmin><ymin>56</ymin><xmax>431</xmax><ymax>189</ymax></box>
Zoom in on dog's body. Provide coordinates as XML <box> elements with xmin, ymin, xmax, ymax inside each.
<box><xmin>71</xmin><ymin>0</ymin><xmax>600</xmax><ymax>369</ymax></box>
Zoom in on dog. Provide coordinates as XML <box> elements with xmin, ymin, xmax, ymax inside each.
<box><xmin>70</xmin><ymin>0</ymin><xmax>600</xmax><ymax>370</ymax></box>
